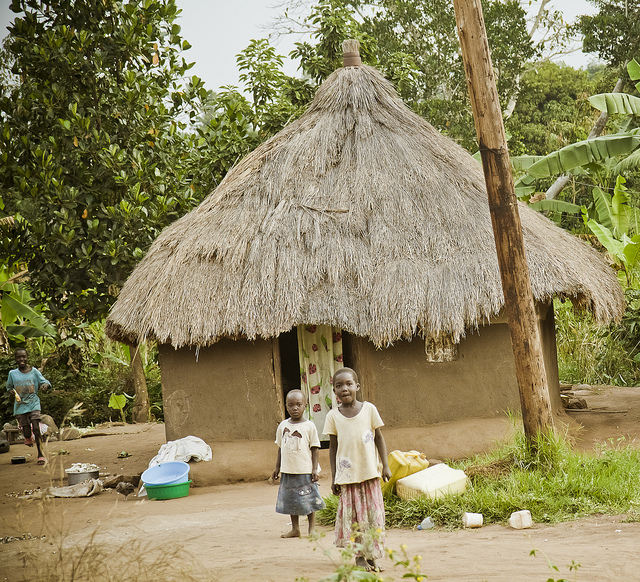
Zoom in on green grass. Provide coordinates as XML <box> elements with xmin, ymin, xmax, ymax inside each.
<box><xmin>317</xmin><ymin>430</ymin><xmax>640</xmax><ymax>529</ymax></box>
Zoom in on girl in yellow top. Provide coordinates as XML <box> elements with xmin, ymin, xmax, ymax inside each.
<box><xmin>323</xmin><ymin>367</ymin><xmax>391</xmax><ymax>573</ymax></box>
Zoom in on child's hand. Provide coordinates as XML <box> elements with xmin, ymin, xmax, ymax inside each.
<box><xmin>271</xmin><ymin>469</ymin><xmax>280</xmax><ymax>481</ymax></box>
<box><xmin>381</xmin><ymin>466</ymin><xmax>392</xmax><ymax>482</ymax></box>
<box><xmin>331</xmin><ymin>482</ymin><xmax>341</xmax><ymax>495</ymax></box>
<box><xmin>311</xmin><ymin>470</ymin><xmax>319</xmax><ymax>482</ymax></box>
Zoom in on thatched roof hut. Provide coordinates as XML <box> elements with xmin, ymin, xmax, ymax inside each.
<box><xmin>104</xmin><ymin>42</ymin><xmax>624</xmax><ymax>477</ymax></box>
<box><xmin>106</xmin><ymin>46</ymin><xmax>623</xmax><ymax>349</ymax></box>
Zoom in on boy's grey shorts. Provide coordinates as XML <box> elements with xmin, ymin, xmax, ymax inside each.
<box><xmin>17</xmin><ymin>410</ymin><xmax>41</xmax><ymax>427</ymax></box>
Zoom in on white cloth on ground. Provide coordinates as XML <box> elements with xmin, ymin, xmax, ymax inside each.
<box><xmin>148</xmin><ymin>435</ymin><xmax>212</xmax><ymax>467</ymax></box>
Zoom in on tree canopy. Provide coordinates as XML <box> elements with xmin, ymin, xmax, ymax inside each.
<box><xmin>0</xmin><ymin>0</ymin><xmax>213</xmax><ymax>323</ymax></box>
<box><xmin>577</xmin><ymin>0</ymin><xmax>640</xmax><ymax>69</ymax></box>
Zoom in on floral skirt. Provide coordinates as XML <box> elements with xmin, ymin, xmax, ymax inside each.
<box><xmin>335</xmin><ymin>478</ymin><xmax>385</xmax><ymax>559</ymax></box>
<box><xmin>276</xmin><ymin>473</ymin><xmax>325</xmax><ymax>516</ymax></box>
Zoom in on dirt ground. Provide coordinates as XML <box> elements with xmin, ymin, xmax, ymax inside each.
<box><xmin>1</xmin><ymin>385</ymin><xmax>639</xmax><ymax>582</ymax></box>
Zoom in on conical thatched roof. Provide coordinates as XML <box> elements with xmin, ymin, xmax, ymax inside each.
<box><xmin>106</xmin><ymin>45</ymin><xmax>624</xmax><ymax>349</ymax></box>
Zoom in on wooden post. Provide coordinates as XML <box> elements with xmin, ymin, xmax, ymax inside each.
<box><xmin>452</xmin><ymin>0</ymin><xmax>555</xmax><ymax>438</ymax></box>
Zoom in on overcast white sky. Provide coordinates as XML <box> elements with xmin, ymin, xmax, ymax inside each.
<box><xmin>1</xmin><ymin>0</ymin><xmax>600</xmax><ymax>92</ymax></box>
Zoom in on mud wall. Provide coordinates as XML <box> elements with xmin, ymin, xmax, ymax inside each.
<box><xmin>159</xmin><ymin>303</ymin><xmax>561</xmax><ymax>445</ymax></box>
<box><xmin>349</xmin><ymin>303</ymin><xmax>561</xmax><ymax>427</ymax></box>
<box><xmin>158</xmin><ymin>338</ymin><xmax>283</xmax><ymax>442</ymax></box>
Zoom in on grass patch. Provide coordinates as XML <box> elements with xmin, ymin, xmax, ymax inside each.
<box><xmin>11</xmin><ymin>495</ymin><xmax>207</xmax><ymax>582</ymax></box>
<box><xmin>554</xmin><ymin>297</ymin><xmax>640</xmax><ymax>386</ymax></box>
<box><xmin>317</xmin><ymin>430</ymin><xmax>640</xmax><ymax>529</ymax></box>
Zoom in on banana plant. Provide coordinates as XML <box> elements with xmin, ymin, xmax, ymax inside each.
<box><xmin>582</xmin><ymin>176</ymin><xmax>640</xmax><ymax>286</ymax></box>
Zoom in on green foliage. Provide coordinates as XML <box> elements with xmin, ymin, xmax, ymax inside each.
<box><xmin>520</xmin><ymin>134</ymin><xmax>640</xmax><ymax>185</ymax></box>
<box><xmin>515</xmin><ymin>58</ymin><xmax>640</xmax><ymax>213</ymax></box>
<box><xmin>0</xmin><ymin>0</ymin><xmax>214</xmax><ymax>323</ymax></box>
<box><xmin>317</xmin><ymin>538</ymin><xmax>425</xmax><ymax>581</ymax></box>
<box><xmin>620</xmin><ymin>287</ymin><xmax>640</xmax><ymax>360</ymax></box>
<box><xmin>292</xmin><ymin>0</ymin><xmax>377</xmax><ymax>83</ymax></box>
<box><xmin>530</xmin><ymin>549</ymin><xmax>581</xmax><ymax>582</ymax></box>
<box><xmin>506</xmin><ymin>62</ymin><xmax>602</xmax><ymax>157</ymax></box>
<box><xmin>576</xmin><ymin>0</ymin><xmax>640</xmax><ymax>68</ymax></box>
<box><xmin>317</xmin><ymin>429</ymin><xmax>640</xmax><ymax>529</ymax></box>
<box><xmin>554</xmin><ymin>297</ymin><xmax>640</xmax><ymax>386</ymax></box>
<box><xmin>1</xmin><ymin>323</ymin><xmax>164</xmax><ymax>427</ymax></box>
<box><xmin>355</xmin><ymin>0</ymin><xmax>535</xmax><ymax>150</ymax></box>
<box><xmin>590</xmin><ymin>91</ymin><xmax>640</xmax><ymax>116</ymax></box>
<box><xmin>582</xmin><ymin>176</ymin><xmax>640</xmax><ymax>286</ymax></box>
<box><xmin>0</xmin><ymin>265</ymin><xmax>56</xmax><ymax>343</ymax></box>
<box><xmin>108</xmin><ymin>392</ymin><xmax>129</xmax><ymax>423</ymax></box>
<box><xmin>237</xmin><ymin>40</ymin><xmax>315</xmax><ymax>139</ymax></box>
<box><xmin>192</xmin><ymin>89</ymin><xmax>260</xmax><ymax>187</ymax></box>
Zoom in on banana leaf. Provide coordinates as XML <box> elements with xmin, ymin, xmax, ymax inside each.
<box><xmin>528</xmin><ymin>199</ymin><xmax>582</xmax><ymax>214</ymax></box>
<box><xmin>612</xmin><ymin>149</ymin><xmax>640</xmax><ymax>175</ymax></box>
<box><xmin>6</xmin><ymin>324</ymin><xmax>53</xmax><ymax>338</ymax></box>
<box><xmin>629</xmin><ymin>59</ymin><xmax>640</xmax><ymax>91</ymax></box>
<box><xmin>611</xmin><ymin>176</ymin><xmax>630</xmax><ymax>237</ymax></box>
<box><xmin>623</xmin><ymin>235</ymin><xmax>640</xmax><ymax>268</ymax></box>
<box><xmin>589</xmin><ymin>93</ymin><xmax>640</xmax><ymax>116</ymax></box>
<box><xmin>109</xmin><ymin>393</ymin><xmax>127</xmax><ymax>411</ymax></box>
<box><xmin>515</xmin><ymin>185</ymin><xmax>535</xmax><ymax>199</ymax></box>
<box><xmin>586</xmin><ymin>219</ymin><xmax>625</xmax><ymax>262</ymax></box>
<box><xmin>2</xmin><ymin>293</ymin><xmax>56</xmax><ymax>335</ymax></box>
<box><xmin>511</xmin><ymin>155</ymin><xmax>544</xmax><ymax>172</ymax></box>
<box><xmin>592</xmin><ymin>187</ymin><xmax>613</xmax><ymax>230</ymax></box>
<box><xmin>525</xmin><ymin>135</ymin><xmax>640</xmax><ymax>178</ymax></box>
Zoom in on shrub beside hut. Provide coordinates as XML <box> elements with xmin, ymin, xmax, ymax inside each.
<box><xmin>106</xmin><ymin>43</ymin><xmax>623</xmax><ymax>482</ymax></box>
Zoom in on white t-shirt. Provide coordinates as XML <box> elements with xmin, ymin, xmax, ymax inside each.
<box><xmin>275</xmin><ymin>418</ymin><xmax>321</xmax><ymax>474</ymax></box>
<box><xmin>322</xmin><ymin>401</ymin><xmax>384</xmax><ymax>485</ymax></box>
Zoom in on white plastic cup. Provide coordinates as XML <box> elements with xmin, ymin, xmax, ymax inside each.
<box><xmin>417</xmin><ymin>516</ymin><xmax>435</xmax><ymax>530</ymax></box>
<box><xmin>462</xmin><ymin>512</ymin><xmax>483</xmax><ymax>528</ymax></box>
<box><xmin>508</xmin><ymin>510</ymin><xmax>533</xmax><ymax>529</ymax></box>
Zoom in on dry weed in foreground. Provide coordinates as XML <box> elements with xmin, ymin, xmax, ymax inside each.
<box><xmin>13</xmin><ymin>487</ymin><xmax>209</xmax><ymax>582</ymax></box>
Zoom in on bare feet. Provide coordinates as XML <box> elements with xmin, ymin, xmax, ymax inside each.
<box><xmin>308</xmin><ymin>512</ymin><xmax>316</xmax><ymax>536</ymax></box>
<box><xmin>355</xmin><ymin>557</ymin><xmax>372</xmax><ymax>571</ymax></box>
<box><xmin>367</xmin><ymin>559</ymin><xmax>384</xmax><ymax>572</ymax></box>
<box><xmin>280</xmin><ymin>529</ymin><xmax>301</xmax><ymax>538</ymax></box>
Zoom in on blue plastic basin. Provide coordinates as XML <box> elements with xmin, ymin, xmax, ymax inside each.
<box><xmin>141</xmin><ymin>461</ymin><xmax>190</xmax><ymax>486</ymax></box>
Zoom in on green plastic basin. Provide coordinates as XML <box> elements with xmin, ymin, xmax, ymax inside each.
<box><xmin>144</xmin><ymin>480</ymin><xmax>191</xmax><ymax>500</ymax></box>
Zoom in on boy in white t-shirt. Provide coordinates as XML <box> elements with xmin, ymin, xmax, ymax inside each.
<box><xmin>272</xmin><ymin>389</ymin><xmax>325</xmax><ymax>537</ymax></box>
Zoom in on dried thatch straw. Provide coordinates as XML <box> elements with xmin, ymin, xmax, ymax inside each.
<box><xmin>106</xmin><ymin>42</ymin><xmax>624</xmax><ymax>349</ymax></box>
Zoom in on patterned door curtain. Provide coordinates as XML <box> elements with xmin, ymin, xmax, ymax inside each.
<box><xmin>297</xmin><ymin>324</ymin><xmax>344</xmax><ymax>440</ymax></box>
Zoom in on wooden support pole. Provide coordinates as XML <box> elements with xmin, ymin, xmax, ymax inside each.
<box><xmin>452</xmin><ymin>0</ymin><xmax>555</xmax><ymax>438</ymax></box>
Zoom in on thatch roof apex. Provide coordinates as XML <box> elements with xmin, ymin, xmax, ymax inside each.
<box><xmin>106</xmin><ymin>55</ymin><xmax>624</xmax><ymax>349</ymax></box>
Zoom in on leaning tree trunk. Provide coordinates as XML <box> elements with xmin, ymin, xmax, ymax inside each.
<box><xmin>129</xmin><ymin>343</ymin><xmax>150</xmax><ymax>423</ymax></box>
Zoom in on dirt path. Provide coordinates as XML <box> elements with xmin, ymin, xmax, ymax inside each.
<box><xmin>1</xmin><ymin>385</ymin><xmax>639</xmax><ymax>582</ymax></box>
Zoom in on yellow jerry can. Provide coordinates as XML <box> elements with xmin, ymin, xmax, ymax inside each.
<box><xmin>382</xmin><ymin>450</ymin><xmax>429</xmax><ymax>494</ymax></box>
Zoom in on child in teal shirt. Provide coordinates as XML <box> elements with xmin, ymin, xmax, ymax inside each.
<box><xmin>6</xmin><ymin>348</ymin><xmax>50</xmax><ymax>465</ymax></box>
